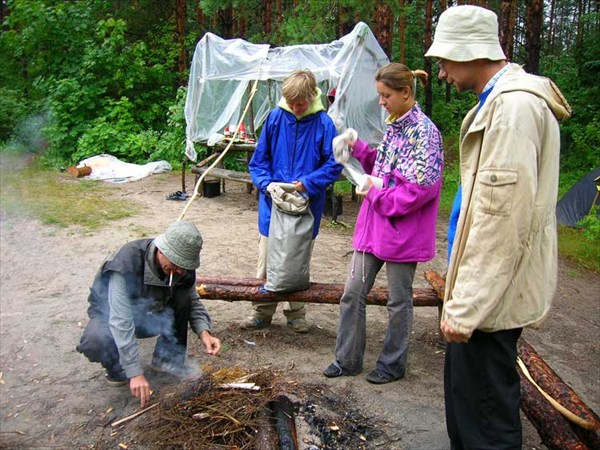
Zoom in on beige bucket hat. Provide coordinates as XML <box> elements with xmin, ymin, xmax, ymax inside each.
<box><xmin>155</xmin><ymin>221</ymin><xmax>203</xmax><ymax>270</ymax></box>
<box><xmin>425</xmin><ymin>5</ymin><xmax>506</xmax><ymax>62</ymax></box>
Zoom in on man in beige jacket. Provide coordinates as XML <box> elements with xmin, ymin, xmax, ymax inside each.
<box><xmin>425</xmin><ymin>5</ymin><xmax>571</xmax><ymax>449</ymax></box>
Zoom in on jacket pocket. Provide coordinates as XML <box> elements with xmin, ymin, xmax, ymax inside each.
<box><xmin>476</xmin><ymin>168</ymin><xmax>518</xmax><ymax>216</ymax></box>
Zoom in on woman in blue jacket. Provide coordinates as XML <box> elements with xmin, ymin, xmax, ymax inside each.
<box><xmin>242</xmin><ymin>69</ymin><xmax>342</xmax><ymax>333</ymax></box>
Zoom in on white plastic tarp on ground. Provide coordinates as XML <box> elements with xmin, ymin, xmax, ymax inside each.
<box><xmin>184</xmin><ymin>22</ymin><xmax>390</xmax><ymax>161</ymax></box>
<box><xmin>77</xmin><ymin>154</ymin><xmax>171</xmax><ymax>183</ymax></box>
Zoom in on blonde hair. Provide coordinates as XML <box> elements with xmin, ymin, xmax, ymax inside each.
<box><xmin>282</xmin><ymin>69</ymin><xmax>317</xmax><ymax>104</ymax></box>
<box><xmin>375</xmin><ymin>63</ymin><xmax>428</xmax><ymax>96</ymax></box>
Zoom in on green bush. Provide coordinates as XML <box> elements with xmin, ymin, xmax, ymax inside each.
<box><xmin>0</xmin><ymin>88</ymin><xmax>29</xmax><ymax>142</ymax></box>
<box><xmin>579</xmin><ymin>206</ymin><xmax>600</xmax><ymax>243</ymax></box>
<box><xmin>147</xmin><ymin>87</ymin><xmax>189</xmax><ymax>166</ymax></box>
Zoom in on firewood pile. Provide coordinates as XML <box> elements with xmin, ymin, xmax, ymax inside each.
<box><xmin>134</xmin><ymin>366</ymin><xmax>282</xmax><ymax>449</ymax></box>
<box><xmin>131</xmin><ymin>366</ymin><xmax>391</xmax><ymax>449</ymax></box>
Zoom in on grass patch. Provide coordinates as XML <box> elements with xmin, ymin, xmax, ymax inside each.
<box><xmin>334</xmin><ymin>179</ymin><xmax>353</xmax><ymax>195</ymax></box>
<box><xmin>0</xmin><ymin>162</ymin><xmax>138</xmax><ymax>229</ymax></box>
<box><xmin>557</xmin><ymin>225</ymin><xmax>600</xmax><ymax>273</ymax></box>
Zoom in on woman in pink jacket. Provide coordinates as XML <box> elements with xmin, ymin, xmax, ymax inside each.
<box><xmin>324</xmin><ymin>63</ymin><xmax>443</xmax><ymax>384</ymax></box>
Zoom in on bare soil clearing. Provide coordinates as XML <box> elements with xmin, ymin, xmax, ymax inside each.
<box><xmin>0</xmin><ymin>169</ymin><xmax>598</xmax><ymax>449</ymax></box>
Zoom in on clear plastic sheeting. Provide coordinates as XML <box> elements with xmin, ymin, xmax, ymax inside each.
<box><xmin>184</xmin><ymin>22</ymin><xmax>389</xmax><ymax>161</ymax></box>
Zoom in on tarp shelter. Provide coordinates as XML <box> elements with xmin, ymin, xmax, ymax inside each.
<box><xmin>556</xmin><ymin>167</ymin><xmax>600</xmax><ymax>226</ymax></box>
<box><xmin>184</xmin><ymin>22</ymin><xmax>390</xmax><ymax>161</ymax></box>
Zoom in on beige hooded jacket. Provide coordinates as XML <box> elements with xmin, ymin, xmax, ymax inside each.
<box><xmin>443</xmin><ymin>64</ymin><xmax>571</xmax><ymax>335</ymax></box>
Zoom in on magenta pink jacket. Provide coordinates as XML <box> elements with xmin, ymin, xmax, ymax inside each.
<box><xmin>352</xmin><ymin>104</ymin><xmax>443</xmax><ymax>263</ymax></box>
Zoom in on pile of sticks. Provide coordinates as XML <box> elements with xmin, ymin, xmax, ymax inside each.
<box><xmin>135</xmin><ymin>367</ymin><xmax>293</xmax><ymax>449</ymax></box>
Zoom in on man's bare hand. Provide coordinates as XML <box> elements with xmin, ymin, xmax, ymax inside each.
<box><xmin>199</xmin><ymin>330</ymin><xmax>221</xmax><ymax>355</ymax></box>
<box><xmin>130</xmin><ymin>374</ymin><xmax>151</xmax><ymax>407</ymax></box>
<box><xmin>440</xmin><ymin>320</ymin><xmax>470</xmax><ymax>343</ymax></box>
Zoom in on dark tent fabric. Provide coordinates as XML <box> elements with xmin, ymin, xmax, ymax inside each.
<box><xmin>556</xmin><ymin>167</ymin><xmax>600</xmax><ymax>226</ymax></box>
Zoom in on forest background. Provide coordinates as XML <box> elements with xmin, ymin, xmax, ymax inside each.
<box><xmin>0</xmin><ymin>0</ymin><xmax>599</xmax><ymax>269</ymax></box>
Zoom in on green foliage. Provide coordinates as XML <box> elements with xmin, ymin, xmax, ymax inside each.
<box><xmin>275</xmin><ymin>3</ymin><xmax>337</xmax><ymax>45</ymax></box>
<box><xmin>439</xmin><ymin>161</ymin><xmax>459</xmax><ymax>217</ymax></box>
<box><xmin>568</xmin><ymin>118</ymin><xmax>600</xmax><ymax>172</ymax></box>
<box><xmin>147</xmin><ymin>87</ymin><xmax>191</xmax><ymax>166</ymax></box>
<box><xmin>579</xmin><ymin>206</ymin><xmax>600</xmax><ymax>243</ymax></box>
<box><xmin>558</xmin><ymin>223</ymin><xmax>600</xmax><ymax>273</ymax></box>
<box><xmin>0</xmin><ymin>88</ymin><xmax>30</xmax><ymax>143</ymax></box>
<box><xmin>334</xmin><ymin>179</ymin><xmax>353</xmax><ymax>195</ymax></box>
<box><xmin>41</xmin><ymin>16</ymin><xmax>179</xmax><ymax>165</ymax></box>
<box><xmin>74</xmin><ymin>97</ymin><xmax>151</xmax><ymax>163</ymax></box>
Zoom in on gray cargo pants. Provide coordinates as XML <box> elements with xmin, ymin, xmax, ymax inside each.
<box><xmin>334</xmin><ymin>251</ymin><xmax>416</xmax><ymax>378</ymax></box>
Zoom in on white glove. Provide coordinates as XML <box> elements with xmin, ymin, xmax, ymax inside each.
<box><xmin>266</xmin><ymin>182</ymin><xmax>277</xmax><ymax>196</ymax></box>
<box><xmin>332</xmin><ymin>128</ymin><xmax>358</xmax><ymax>164</ymax></box>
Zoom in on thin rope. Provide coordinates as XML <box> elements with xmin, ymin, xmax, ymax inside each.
<box><xmin>178</xmin><ymin>62</ymin><xmax>264</xmax><ymax>221</ymax></box>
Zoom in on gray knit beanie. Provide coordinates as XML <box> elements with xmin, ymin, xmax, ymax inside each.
<box><xmin>154</xmin><ymin>221</ymin><xmax>202</xmax><ymax>270</ymax></box>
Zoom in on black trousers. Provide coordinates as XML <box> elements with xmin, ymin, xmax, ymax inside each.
<box><xmin>444</xmin><ymin>328</ymin><xmax>523</xmax><ymax>450</ymax></box>
<box><xmin>77</xmin><ymin>295</ymin><xmax>192</xmax><ymax>375</ymax></box>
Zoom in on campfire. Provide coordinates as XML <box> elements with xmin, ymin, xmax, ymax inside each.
<box><xmin>126</xmin><ymin>366</ymin><xmax>389</xmax><ymax>449</ymax></box>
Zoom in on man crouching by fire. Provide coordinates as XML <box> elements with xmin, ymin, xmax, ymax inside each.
<box><xmin>77</xmin><ymin>221</ymin><xmax>220</xmax><ymax>407</ymax></box>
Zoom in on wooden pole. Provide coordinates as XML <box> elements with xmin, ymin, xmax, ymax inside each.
<box><xmin>424</xmin><ymin>270</ymin><xmax>446</xmax><ymax>345</ymax></box>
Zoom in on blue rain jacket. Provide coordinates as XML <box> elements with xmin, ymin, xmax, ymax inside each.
<box><xmin>249</xmin><ymin>99</ymin><xmax>342</xmax><ymax>238</ymax></box>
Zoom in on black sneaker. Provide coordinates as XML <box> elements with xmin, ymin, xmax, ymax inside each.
<box><xmin>323</xmin><ymin>363</ymin><xmax>360</xmax><ymax>378</ymax></box>
<box><xmin>105</xmin><ymin>370</ymin><xmax>127</xmax><ymax>387</ymax></box>
<box><xmin>365</xmin><ymin>369</ymin><xmax>402</xmax><ymax>384</ymax></box>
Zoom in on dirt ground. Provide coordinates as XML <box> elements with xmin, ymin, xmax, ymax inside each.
<box><xmin>0</xmin><ymin>167</ymin><xmax>599</xmax><ymax>449</ymax></box>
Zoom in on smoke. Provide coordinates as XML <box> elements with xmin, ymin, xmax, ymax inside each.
<box><xmin>132</xmin><ymin>297</ymin><xmax>202</xmax><ymax>379</ymax></box>
<box><xmin>6</xmin><ymin>112</ymin><xmax>50</xmax><ymax>154</ymax></box>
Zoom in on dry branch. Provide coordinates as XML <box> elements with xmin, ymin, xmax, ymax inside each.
<box><xmin>111</xmin><ymin>403</ymin><xmax>159</xmax><ymax>427</ymax></box>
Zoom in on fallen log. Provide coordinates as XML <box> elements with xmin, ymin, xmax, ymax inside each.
<box><xmin>196</xmin><ymin>276</ymin><xmax>441</xmax><ymax>307</ymax></box>
<box><xmin>423</xmin><ymin>270</ymin><xmax>446</xmax><ymax>344</ymax></box>
<box><xmin>422</xmin><ymin>270</ymin><xmax>600</xmax><ymax>449</ymax></box>
<box><xmin>272</xmin><ymin>395</ymin><xmax>298</xmax><ymax>450</ymax></box>
<box><xmin>423</xmin><ymin>270</ymin><xmax>446</xmax><ymax>300</ymax></box>
<box><xmin>256</xmin><ymin>407</ymin><xmax>278</xmax><ymax>450</ymax></box>
<box><xmin>519</xmin><ymin>367</ymin><xmax>590</xmax><ymax>450</ymax></box>
<box><xmin>66</xmin><ymin>165</ymin><xmax>92</xmax><ymax>177</ymax></box>
<box><xmin>518</xmin><ymin>339</ymin><xmax>600</xmax><ymax>448</ymax></box>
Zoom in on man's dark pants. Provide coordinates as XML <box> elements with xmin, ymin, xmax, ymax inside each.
<box><xmin>77</xmin><ymin>296</ymin><xmax>192</xmax><ymax>377</ymax></box>
<box><xmin>444</xmin><ymin>328</ymin><xmax>523</xmax><ymax>450</ymax></box>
